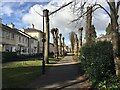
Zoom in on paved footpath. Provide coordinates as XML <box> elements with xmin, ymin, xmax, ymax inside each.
<box><xmin>27</xmin><ymin>56</ymin><xmax>91</xmax><ymax>90</ymax></box>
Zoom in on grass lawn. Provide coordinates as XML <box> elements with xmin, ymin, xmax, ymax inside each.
<box><xmin>2</xmin><ymin>57</ymin><xmax>63</xmax><ymax>88</ymax></box>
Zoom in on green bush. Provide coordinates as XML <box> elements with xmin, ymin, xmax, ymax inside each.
<box><xmin>80</xmin><ymin>41</ymin><xmax>116</xmax><ymax>84</ymax></box>
<box><xmin>97</xmin><ymin>76</ymin><xmax>120</xmax><ymax>89</ymax></box>
<box><xmin>2</xmin><ymin>52</ymin><xmax>17</xmax><ymax>63</ymax></box>
<box><xmin>2</xmin><ymin>52</ymin><xmax>43</xmax><ymax>63</ymax></box>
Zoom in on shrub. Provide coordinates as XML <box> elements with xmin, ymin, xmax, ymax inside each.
<box><xmin>97</xmin><ymin>76</ymin><xmax>120</xmax><ymax>89</ymax></box>
<box><xmin>2</xmin><ymin>52</ymin><xmax>17</xmax><ymax>63</ymax></box>
<box><xmin>2</xmin><ymin>52</ymin><xmax>43</xmax><ymax>63</ymax></box>
<box><xmin>80</xmin><ymin>41</ymin><xmax>116</xmax><ymax>85</ymax></box>
<box><xmin>49</xmin><ymin>52</ymin><xmax>54</xmax><ymax>58</ymax></box>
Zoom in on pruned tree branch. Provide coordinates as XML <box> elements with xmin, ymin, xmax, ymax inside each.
<box><xmin>117</xmin><ymin>1</ymin><xmax>120</xmax><ymax>13</ymax></box>
<box><xmin>33</xmin><ymin>1</ymin><xmax>73</xmax><ymax>17</ymax></box>
<box><xmin>33</xmin><ymin>8</ymin><xmax>43</xmax><ymax>17</ymax></box>
<box><xmin>107</xmin><ymin>1</ymin><xmax>117</xmax><ymax>15</ymax></box>
<box><xmin>49</xmin><ymin>1</ymin><xmax>73</xmax><ymax>16</ymax></box>
<box><xmin>71</xmin><ymin>3</ymin><xmax>111</xmax><ymax>23</ymax></box>
<box><xmin>71</xmin><ymin>6</ymin><xmax>93</xmax><ymax>22</ymax></box>
<box><xmin>95</xmin><ymin>3</ymin><xmax>111</xmax><ymax>18</ymax></box>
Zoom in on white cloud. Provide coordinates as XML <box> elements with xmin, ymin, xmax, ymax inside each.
<box><xmin>1</xmin><ymin>0</ymin><xmax>52</xmax><ymax>2</ymax></box>
<box><xmin>0</xmin><ymin>3</ymin><xmax>13</xmax><ymax>16</ymax></box>
<box><xmin>22</xmin><ymin>0</ymin><xmax>111</xmax><ymax>46</ymax></box>
<box><xmin>93</xmin><ymin>8</ymin><xmax>110</xmax><ymax>31</ymax></box>
<box><xmin>22</xmin><ymin>4</ymin><xmax>43</xmax><ymax>29</ymax></box>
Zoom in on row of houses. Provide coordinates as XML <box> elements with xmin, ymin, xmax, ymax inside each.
<box><xmin>0</xmin><ymin>19</ymin><xmax>55</xmax><ymax>55</ymax></box>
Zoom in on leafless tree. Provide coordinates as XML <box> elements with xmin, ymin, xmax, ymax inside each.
<box><xmin>69</xmin><ymin>31</ymin><xmax>76</xmax><ymax>53</ymax></box>
<box><xmin>59</xmin><ymin>33</ymin><xmax>62</xmax><ymax>56</ymax></box>
<box><xmin>51</xmin><ymin>28</ymin><xmax>59</xmax><ymax>58</ymax></box>
<box><xmin>69</xmin><ymin>31</ymin><xmax>79</xmax><ymax>54</ymax></box>
<box><xmin>70</xmin><ymin>0</ymin><xmax>120</xmax><ymax>75</ymax></box>
<box><xmin>78</xmin><ymin>27</ymin><xmax>83</xmax><ymax>49</ymax></box>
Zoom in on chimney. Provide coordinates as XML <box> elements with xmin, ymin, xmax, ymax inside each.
<box><xmin>7</xmin><ymin>23</ymin><xmax>15</xmax><ymax>29</ymax></box>
<box><xmin>20</xmin><ymin>28</ymin><xmax>25</xmax><ymax>32</ymax></box>
<box><xmin>32</xmin><ymin>24</ymin><xmax>34</xmax><ymax>29</ymax></box>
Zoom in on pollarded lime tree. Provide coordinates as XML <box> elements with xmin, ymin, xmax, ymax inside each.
<box><xmin>70</xmin><ymin>0</ymin><xmax>120</xmax><ymax>76</ymax></box>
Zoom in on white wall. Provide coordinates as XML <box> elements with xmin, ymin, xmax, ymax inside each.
<box><xmin>25</xmin><ymin>31</ymin><xmax>43</xmax><ymax>53</ymax></box>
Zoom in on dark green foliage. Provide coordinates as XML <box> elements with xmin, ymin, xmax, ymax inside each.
<box><xmin>96</xmin><ymin>76</ymin><xmax>120</xmax><ymax>89</ymax></box>
<box><xmin>2</xmin><ymin>52</ymin><xmax>43</xmax><ymax>63</ymax></box>
<box><xmin>2</xmin><ymin>52</ymin><xmax>17</xmax><ymax>63</ymax></box>
<box><xmin>2</xmin><ymin>52</ymin><xmax>55</xmax><ymax>63</ymax></box>
<box><xmin>80</xmin><ymin>41</ymin><xmax>116</xmax><ymax>84</ymax></box>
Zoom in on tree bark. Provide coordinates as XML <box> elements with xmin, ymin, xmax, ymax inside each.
<box><xmin>51</xmin><ymin>29</ymin><xmax>56</xmax><ymax>58</ymax></box>
<box><xmin>44</xmin><ymin>9</ymin><xmax>49</xmax><ymax>64</ymax></box>
<box><xmin>62</xmin><ymin>37</ymin><xmax>65</xmax><ymax>56</ymax></box>
<box><xmin>78</xmin><ymin>27</ymin><xmax>83</xmax><ymax>49</ymax></box>
<box><xmin>109</xmin><ymin>1</ymin><xmax>120</xmax><ymax>75</ymax></box>
<box><xmin>85</xmin><ymin>6</ymin><xmax>92</xmax><ymax>44</ymax></box>
<box><xmin>55</xmin><ymin>28</ymin><xmax>59</xmax><ymax>58</ymax></box>
<box><xmin>59</xmin><ymin>33</ymin><xmax>62</xmax><ymax>56</ymax></box>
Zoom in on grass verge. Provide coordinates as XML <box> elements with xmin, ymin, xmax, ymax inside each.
<box><xmin>2</xmin><ymin>57</ymin><xmax>62</xmax><ymax>88</ymax></box>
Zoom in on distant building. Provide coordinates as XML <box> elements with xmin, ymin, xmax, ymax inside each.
<box><xmin>21</xmin><ymin>25</ymin><xmax>44</xmax><ymax>53</ymax></box>
<box><xmin>18</xmin><ymin>30</ymin><xmax>38</xmax><ymax>54</ymax></box>
<box><xmin>0</xmin><ymin>19</ymin><xmax>38</xmax><ymax>55</ymax></box>
<box><xmin>0</xmin><ymin>19</ymin><xmax>54</xmax><ymax>55</ymax></box>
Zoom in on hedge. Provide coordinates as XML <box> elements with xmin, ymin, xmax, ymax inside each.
<box><xmin>2</xmin><ymin>52</ymin><xmax>55</xmax><ymax>63</ymax></box>
<box><xmin>2</xmin><ymin>52</ymin><xmax>18</xmax><ymax>63</ymax></box>
<box><xmin>80</xmin><ymin>41</ymin><xmax>116</xmax><ymax>85</ymax></box>
<box><xmin>2</xmin><ymin>52</ymin><xmax>42</xmax><ymax>63</ymax></box>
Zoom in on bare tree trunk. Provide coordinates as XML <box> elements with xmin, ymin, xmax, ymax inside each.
<box><xmin>55</xmin><ymin>28</ymin><xmax>59</xmax><ymax>58</ymax></box>
<box><xmin>59</xmin><ymin>33</ymin><xmax>62</xmax><ymax>56</ymax></box>
<box><xmin>78</xmin><ymin>27</ymin><xmax>83</xmax><ymax>55</ymax></box>
<box><xmin>74</xmin><ymin>34</ymin><xmax>78</xmax><ymax>55</ymax></box>
<box><xmin>85</xmin><ymin>6</ymin><xmax>92</xmax><ymax>44</ymax></box>
<box><xmin>51</xmin><ymin>28</ymin><xmax>59</xmax><ymax>58</ymax></box>
<box><xmin>109</xmin><ymin>2</ymin><xmax>120</xmax><ymax>75</ymax></box>
<box><xmin>78</xmin><ymin>27</ymin><xmax>83</xmax><ymax>49</ymax></box>
<box><xmin>62</xmin><ymin>37</ymin><xmax>65</xmax><ymax>56</ymax></box>
<box><xmin>51</xmin><ymin>29</ymin><xmax>56</xmax><ymax>58</ymax></box>
<box><xmin>44</xmin><ymin>9</ymin><xmax>49</xmax><ymax>64</ymax></box>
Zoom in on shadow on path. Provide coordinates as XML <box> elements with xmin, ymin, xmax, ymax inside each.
<box><xmin>27</xmin><ymin>56</ymin><xmax>91</xmax><ymax>89</ymax></box>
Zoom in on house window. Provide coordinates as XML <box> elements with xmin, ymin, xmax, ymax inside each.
<box><xmin>6</xmin><ymin>31</ymin><xmax>10</xmax><ymax>39</ymax></box>
<box><xmin>31</xmin><ymin>39</ymin><xmax>33</xmax><ymax>43</ymax></box>
<box><xmin>26</xmin><ymin>38</ymin><xmax>27</xmax><ymax>43</ymax></box>
<box><xmin>22</xmin><ymin>37</ymin><xmax>24</xmax><ymax>43</ymax></box>
<box><xmin>11</xmin><ymin>33</ymin><xmax>14</xmax><ymax>39</ymax></box>
<box><xmin>19</xmin><ymin>36</ymin><xmax>21</xmax><ymax>42</ymax></box>
<box><xmin>2</xmin><ymin>31</ymin><xmax>4</xmax><ymax>38</ymax></box>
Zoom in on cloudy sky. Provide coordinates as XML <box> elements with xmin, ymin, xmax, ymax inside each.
<box><xmin>1</xmin><ymin>0</ymin><xmax>120</xmax><ymax>47</ymax></box>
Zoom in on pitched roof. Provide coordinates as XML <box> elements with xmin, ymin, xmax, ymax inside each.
<box><xmin>2</xmin><ymin>24</ymin><xmax>19</xmax><ymax>34</ymax></box>
<box><xmin>2</xmin><ymin>24</ymin><xmax>37</xmax><ymax>40</ymax></box>
<box><xmin>24</xmin><ymin>28</ymin><xmax>44</xmax><ymax>33</ymax></box>
<box><xmin>18</xmin><ymin>30</ymin><xmax>38</xmax><ymax>40</ymax></box>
